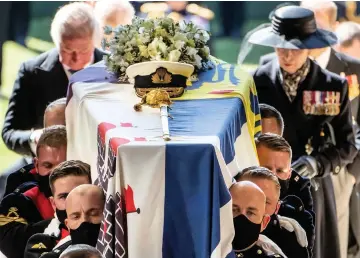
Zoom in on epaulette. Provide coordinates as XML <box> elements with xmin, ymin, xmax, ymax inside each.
<box><xmin>14</xmin><ymin>181</ymin><xmax>38</xmax><ymax>194</ymax></box>
<box><xmin>4</xmin><ymin>163</ymin><xmax>37</xmax><ymax>197</ymax></box>
<box><xmin>140</xmin><ymin>2</ymin><xmax>168</xmax><ymax>19</ymax></box>
<box><xmin>290</xmin><ymin>170</ymin><xmax>310</xmax><ymax>190</ymax></box>
<box><xmin>0</xmin><ymin>191</ymin><xmax>43</xmax><ymax>225</ymax></box>
<box><xmin>25</xmin><ymin>233</ymin><xmax>56</xmax><ymax>257</ymax></box>
<box><xmin>19</xmin><ymin>163</ymin><xmax>35</xmax><ymax>173</ymax></box>
<box><xmin>281</xmin><ymin>195</ymin><xmax>305</xmax><ymax>213</ymax></box>
<box><xmin>186</xmin><ymin>3</ymin><xmax>214</xmax><ymax>20</ymax></box>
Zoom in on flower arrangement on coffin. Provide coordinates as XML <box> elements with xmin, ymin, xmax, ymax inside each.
<box><xmin>102</xmin><ymin>16</ymin><xmax>214</xmax><ymax>141</ymax></box>
<box><xmin>102</xmin><ymin>16</ymin><xmax>214</xmax><ymax>82</ymax></box>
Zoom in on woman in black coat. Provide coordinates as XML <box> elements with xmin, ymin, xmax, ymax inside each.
<box><xmin>250</xmin><ymin>6</ymin><xmax>358</xmax><ymax>258</ymax></box>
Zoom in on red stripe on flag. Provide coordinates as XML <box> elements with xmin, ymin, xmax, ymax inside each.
<box><xmin>109</xmin><ymin>137</ymin><xmax>131</xmax><ymax>153</ymax></box>
<box><xmin>134</xmin><ymin>137</ymin><xmax>146</xmax><ymax>141</ymax></box>
<box><xmin>120</xmin><ymin>123</ymin><xmax>133</xmax><ymax>127</ymax></box>
<box><xmin>98</xmin><ymin>122</ymin><xmax>116</xmax><ymax>144</ymax></box>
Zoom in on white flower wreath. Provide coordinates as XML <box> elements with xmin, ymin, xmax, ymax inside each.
<box><xmin>102</xmin><ymin>16</ymin><xmax>214</xmax><ymax>81</ymax></box>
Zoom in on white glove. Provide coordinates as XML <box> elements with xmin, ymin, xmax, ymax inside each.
<box><xmin>257</xmin><ymin>234</ymin><xmax>287</xmax><ymax>258</ymax></box>
<box><xmin>278</xmin><ymin>215</ymin><xmax>308</xmax><ymax>248</ymax></box>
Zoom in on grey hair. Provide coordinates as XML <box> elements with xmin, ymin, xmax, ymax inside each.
<box><xmin>94</xmin><ymin>0</ymin><xmax>135</xmax><ymax>27</ymax></box>
<box><xmin>51</xmin><ymin>2</ymin><xmax>100</xmax><ymax>48</ymax></box>
<box><xmin>300</xmin><ymin>0</ymin><xmax>338</xmax><ymax>24</ymax></box>
<box><xmin>336</xmin><ymin>21</ymin><xmax>360</xmax><ymax>48</ymax></box>
<box><xmin>60</xmin><ymin>244</ymin><xmax>103</xmax><ymax>258</ymax></box>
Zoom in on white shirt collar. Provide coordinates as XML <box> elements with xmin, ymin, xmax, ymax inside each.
<box><xmin>314</xmin><ymin>47</ymin><xmax>331</xmax><ymax>69</ymax></box>
<box><xmin>54</xmin><ymin>235</ymin><xmax>71</xmax><ymax>249</ymax></box>
<box><xmin>62</xmin><ymin>54</ymin><xmax>95</xmax><ymax>79</ymax></box>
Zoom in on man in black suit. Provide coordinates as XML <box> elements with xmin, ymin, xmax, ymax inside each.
<box><xmin>1</xmin><ymin>2</ymin><xmax>105</xmax><ymax>176</ymax></box>
<box><xmin>250</xmin><ymin>6</ymin><xmax>358</xmax><ymax>258</ymax></box>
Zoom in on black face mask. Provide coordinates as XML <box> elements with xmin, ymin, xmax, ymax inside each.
<box><xmin>232</xmin><ymin>214</ymin><xmax>261</xmax><ymax>251</ymax></box>
<box><xmin>279</xmin><ymin>178</ymin><xmax>290</xmax><ymax>199</ymax></box>
<box><xmin>56</xmin><ymin>209</ymin><xmax>67</xmax><ymax>225</ymax></box>
<box><xmin>37</xmin><ymin>174</ymin><xmax>52</xmax><ymax>198</ymax></box>
<box><xmin>70</xmin><ymin>222</ymin><xmax>101</xmax><ymax>247</ymax></box>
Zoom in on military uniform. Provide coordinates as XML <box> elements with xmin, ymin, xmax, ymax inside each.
<box><xmin>262</xmin><ymin>213</ymin><xmax>309</xmax><ymax>258</ymax></box>
<box><xmin>259</xmin><ymin>49</ymin><xmax>360</xmax><ymax>258</ymax></box>
<box><xmin>253</xmin><ymin>58</ymin><xmax>357</xmax><ymax>258</ymax></box>
<box><xmin>24</xmin><ymin>224</ymin><xmax>70</xmax><ymax>258</ymax></box>
<box><xmin>281</xmin><ymin>171</ymin><xmax>315</xmax><ymax>253</ymax></box>
<box><xmin>0</xmin><ymin>179</ymin><xmax>54</xmax><ymax>257</ymax></box>
<box><xmin>285</xmin><ymin>171</ymin><xmax>314</xmax><ymax>214</ymax></box>
<box><xmin>31</xmin><ymin>236</ymin><xmax>71</xmax><ymax>258</ymax></box>
<box><xmin>234</xmin><ymin>244</ymin><xmax>284</xmax><ymax>258</ymax></box>
<box><xmin>1</xmin><ymin>163</ymin><xmax>37</xmax><ymax>198</ymax></box>
<box><xmin>250</xmin><ymin>6</ymin><xmax>357</xmax><ymax>258</ymax></box>
<box><xmin>277</xmin><ymin>195</ymin><xmax>315</xmax><ymax>257</ymax></box>
<box><xmin>254</xmin><ymin>59</ymin><xmax>357</xmax><ymax>175</ymax></box>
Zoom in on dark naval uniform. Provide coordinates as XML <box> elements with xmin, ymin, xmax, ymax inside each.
<box><xmin>258</xmin><ymin>50</ymin><xmax>360</xmax><ymax>257</ymax></box>
<box><xmin>1</xmin><ymin>163</ymin><xmax>37</xmax><ymax>198</ymax></box>
<box><xmin>285</xmin><ymin>171</ymin><xmax>314</xmax><ymax>214</ymax></box>
<box><xmin>253</xmin><ymin>59</ymin><xmax>358</xmax><ymax>258</ymax></box>
<box><xmin>253</xmin><ymin>59</ymin><xmax>357</xmax><ymax>178</ymax></box>
<box><xmin>25</xmin><ymin>230</ymin><xmax>71</xmax><ymax>258</ymax></box>
<box><xmin>262</xmin><ymin>213</ymin><xmax>309</xmax><ymax>258</ymax></box>
<box><xmin>259</xmin><ymin>50</ymin><xmax>360</xmax><ymax>144</ymax></box>
<box><xmin>24</xmin><ymin>216</ymin><xmax>69</xmax><ymax>258</ymax></box>
<box><xmin>234</xmin><ymin>244</ymin><xmax>284</xmax><ymax>258</ymax></box>
<box><xmin>278</xmin><ymin>195</ymin><xmax>315</xmax><ymax>257</ymax></box>
<box><xmin>280</xmin><ymin>171</ymin><xmax>315</xmax><ymax>254</ymax></box>
<box><xmin>0</xmin><ymin>180</ymin><xmax>54</xmax><ymax>257</ymax></box>
<box><xmin>29</xmin><ymin>236</ymin><xmax>71</xmax><ymax>258</ymax></box>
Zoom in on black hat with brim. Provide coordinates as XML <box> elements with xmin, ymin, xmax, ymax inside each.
<box><xmin>248</xmin><ymin>6</ymin><xmax>338</xmax><ymax>49</ymax></box>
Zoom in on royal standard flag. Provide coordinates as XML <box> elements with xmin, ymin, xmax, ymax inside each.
<box><xmin>66</xmin><ymin>59</ymin><xmax>260</xmax><ymax>258</ymax></box>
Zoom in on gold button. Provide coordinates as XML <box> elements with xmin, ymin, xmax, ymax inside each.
<box><xmin>257</xmin><ymin>249</ymin><xmax>262</xmax><ymax>254</ymax></box>
<box><xmin>335</xmin><ymin>166</ymin><xmax>340</xmax><ymax>174</ymax></box>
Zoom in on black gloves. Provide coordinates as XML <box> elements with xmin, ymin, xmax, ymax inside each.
<box><xmin>292</xmin><ymin>156</ymin><xmax>323</xmax><ymax>179</ymax></box>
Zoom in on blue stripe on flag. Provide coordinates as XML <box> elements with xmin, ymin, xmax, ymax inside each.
<box><xmin>169</xmin><ymin>98</ymin><xmax>246</xmax><ymax>164</ymax></box>
<box><xmin>189</xmin><ymin>64</ymin><xmax>240</xmax><ymax>90</ymax></box>
<box><xmin>250</xmin><ymin>89</ymin><xmax>260</xmax><ymax>117</ymax></box>
<box><xmin>190</xmin><ymin>64</ymin><xmax>226</xmax><ymax>90</ymax></box>
<box><xmin>69</xmin><ymin>62</ymin><xmax>119</xmax><ymax>85</ymax></box>
<box><xmin>163</xmin><ymin>143</ymin><xmax>231</xmax><ymax>258</ymax></box>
